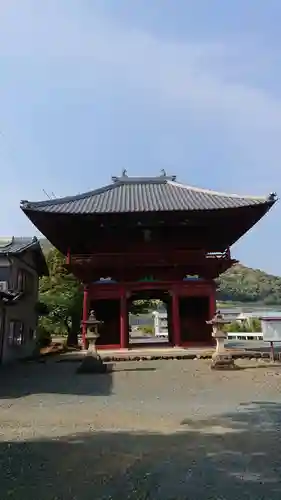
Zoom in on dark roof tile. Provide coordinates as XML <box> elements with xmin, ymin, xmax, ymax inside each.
<box><xmin>20</xmin><ymin>176</ymin><xmax>275</xmax><ymax>215</ymax></box>
<box><xmin>0</xmin><ymin>236</ymin><xmax>48</xmax><ymax>276</ymax></box>
<box><xmin>0</xmin><ymin>236</ymin><xmax>38</xmax><ymax>254</ymax></box>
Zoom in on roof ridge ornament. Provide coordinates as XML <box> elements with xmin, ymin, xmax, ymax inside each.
<box><xmin>160</xmin><ymin>169</ymin><xmax>176</xmax><ymax>181</ymax></box>
<box><xmin>112</xmin><ymin>169</ymin><xmax>128</xmax><ymax>183</ymax></box>
<box><xmin>112</xmin><ymin>170</ymin><xmax>177</xmax><ymax>183</ymax></box>
<box><xmin>268</xmin><ymin>192</ymin><xmax>277</xmax><ymax>202</ymax></box>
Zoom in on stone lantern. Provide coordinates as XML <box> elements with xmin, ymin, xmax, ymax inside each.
<box><xmin>77</xmin><ymin>310</ymin><xmax>107</xmax><ymax>374</ymax></box>
<box><xmin>206</xmin><ymin>311</ymin><xmax>236</xmax><ymax>370</ymax></box>
<box><xmin>85</xmin><ymin>310</ymin><xmax>102</xmax><ymax>352</ymax></box>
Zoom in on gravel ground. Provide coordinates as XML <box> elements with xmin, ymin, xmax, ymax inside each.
<box><xmin>0</xmin><ymin>357</ymin><xmax>281</xmax><ymax>499</ymax></box>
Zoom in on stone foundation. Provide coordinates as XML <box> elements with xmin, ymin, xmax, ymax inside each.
<box><xmin>211</xmin><ymin>353</ymin><xmax>237</xmax><ymax>370</ymax></box>
<box><xmin>76</xmin><ymin>354</ymin><xmax>107</xmax><ymax>374</ymax></box>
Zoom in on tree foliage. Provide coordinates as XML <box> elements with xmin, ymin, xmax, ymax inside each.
<box><xmin>130</xmin><ymin>299</ymin><xmax>161</xmax><ymax>315</ymax></box>
<box><xmin>38</xmin><ymin>248</ymin><xmax>82</xmax><ymax>345</ymax></box>
<box><xmin>223</xmin><ymin>318</ymin><xmax>261</xmax><ymax>333</ymax></box>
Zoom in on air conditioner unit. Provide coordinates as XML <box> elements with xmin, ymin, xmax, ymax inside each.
<box><xmin>0</xmin><ymin>281</ymin><xmax>8</xmax><ymax>292</ymax></box>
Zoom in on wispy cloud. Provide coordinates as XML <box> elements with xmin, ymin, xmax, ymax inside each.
<box><xmin>0</xmin><ymin>1</ymin><xmax>280</xmax><ymax>271</ymax></box>
<box><xmin>1</xmin><ymin>1</ymin><xmax>280</xmax><ymax>194</ymax></box>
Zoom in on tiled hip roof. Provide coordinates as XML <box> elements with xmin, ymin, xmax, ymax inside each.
<box><xmin>20</xmin><ymin>178</ymin><xmax>274</xmax><ymax>214</ymax></box>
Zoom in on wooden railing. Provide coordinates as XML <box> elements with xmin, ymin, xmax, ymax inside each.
<box><xmin>67</xmin><ymin>248</ymin><xmax>232</xmax><ymax>268</ymax></box>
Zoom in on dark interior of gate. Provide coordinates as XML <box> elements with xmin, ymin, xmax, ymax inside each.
<box><xmin>90</xmin><ymin>292</ymin><xmax>212</xmax><ymax>347</ymax></box>
<box><xmin>179</xmin><ymin>296</ymin><xmax>211</xmax><ymax>344</ymax></box>
<box><xmin>90</xmin><ymin>299</ymin><xmax>121</xmax><ymax>346</ymax></box>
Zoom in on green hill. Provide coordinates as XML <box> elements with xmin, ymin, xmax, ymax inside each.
<box><xmin>217</xmin><ymin>264</ymin><xmax>281</xmax><ymax>306</ymax></box>
<box><xmin>39</xmin><ymin>239</ymin><xmax>281</xmax><ymax>305</ymax></box>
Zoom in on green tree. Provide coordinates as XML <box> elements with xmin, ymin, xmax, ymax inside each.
<box><xmin>130</xmin><ymin>299</ymin><xmax>160</xmax><ymax>315</ymax></box>
<box><xmin>248</xmin><ymin>318</ymin><xmax>261</xmax><ymax>332</ymax></box>
<box><xmin>39</xmin><ymin>248</ymin><xmax>82</xmax><ymax>346</ymax></box>
<box><xmin>224</xmin><ymin>321</ymin><xmax>242</xmax><ymax>333</ymax></box>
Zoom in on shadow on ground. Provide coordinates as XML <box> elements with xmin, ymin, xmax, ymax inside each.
<box><xmin>236</xmin><ymin>362</ymin><xmax>281</xmax><ymax>371</ymax></box>
<box><xmin>0</xmin><ymin>401</ymin><xmax>280</xmax><ymax>499</ymax></box>
<box><xmin>0</xmin><ymin>362</ymin><xmax>103</xmax><ymax>399</ymax></box>
<box><xmin>0</xmin><ymin>358</ymin><xmax>159</xmax><ymax>399</ymax></box>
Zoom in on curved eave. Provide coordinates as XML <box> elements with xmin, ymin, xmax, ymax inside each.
<box><xmin>13</xmin><ymin>243</ymin><xmax>49</xmax><ymax>277</ymax></box>
<box><xmin>20</xmin><ymin>180</ymin><xmax>277</xmax><ymax>215</ymax></box>
<box><xmin>21</xmin><ymin>196</ymin><xmax>276</xmax><ymax>218</ymax></box>
<box><xmin>21</xmin><ymin>199</ymin><xmax>276</xmax><ymax>256</ymax></box>
<box><xmin>20</xmin><ymin>196</ymin><xmax>276</xmax><ymax>216</ymax></box>
<box><xmin>31</xmin><ymin>246</ymin><xmax>49</xmax><ymax>277</ymax></box>
<box><xmin>222</xmin><ymin>200</ymin><xmax>275</xmax><ymax>247</ymax></box>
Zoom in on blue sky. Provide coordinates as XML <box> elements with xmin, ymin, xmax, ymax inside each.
<box><xmin>0</xmin><ymin>1</ymin><xmax>280</xmax><ymax>273</ymax></box>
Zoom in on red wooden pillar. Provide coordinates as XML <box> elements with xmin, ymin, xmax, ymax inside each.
<box><xmin>120</xmin><ymin>291</ymin><xmax>128</xmax><ymax>349</ymax></box>
<box><xmin>208</xmin><ymin>282</ymin><xmax>216</xmax><ymax>346</ymax></box>
<box><xmin>209</xmin><ymin>282</ymin><xmax>216</xmax><ymax>319</ymax></box>
<box><xmin>82</xmin><ymin>285</ymin><xmax>89</xmax><ymax>349</ymax></box>
<box><xmin>66</xmin><ymin>247</ymin><xmax>71</xmax><ymax>265</ymax></box>
<box><xmin>172</xmin><ymin>290</ymin><xmax>181</xmax><ymax>347</ymax></box>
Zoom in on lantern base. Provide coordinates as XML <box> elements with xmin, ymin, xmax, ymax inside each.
<box><xmin>76</xmin><ymin>353</ymin><xmax>107</xmax><ymax>374</ymax></box>
<box><xmin>211</xmin><ymin>353</ymin><xmax>237</xmax><ymax>370</ymax></box>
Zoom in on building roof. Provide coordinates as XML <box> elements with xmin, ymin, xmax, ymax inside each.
<box><xmin>0</xmin><ymin>236</ymin><xmax>48</xmax><ymax>276</ymax></box>
<box><xmin>20</xmin><ymin>174</ymin><xmax>276</xmax><ymax>215</ymax></box>
<box><xmin>0</xmin><ymin>236</ymin><xmax>37</xmax><ymax>254</ymax></box>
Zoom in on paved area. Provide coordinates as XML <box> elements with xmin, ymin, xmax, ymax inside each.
<box><xmin>0</xmin><ymin>357</ymin><xmax>281</xmax><ymax>499</ymax></box>
<box><xmin>63</xmin><ymin>346</ymin><xmax>217</xmax><ymax>362</ymax></box>
<box><xmin>59</xmin><ymin>342</ymin><xmax>277</xmax><ymax>362</ymax></box>
<box><xmin>130</xmin><ymin>337</ymin><xmax>281</xmax><ymax>353</ymax></box>
<box><xmin>54</xmin><ymin>334</ymin><xmax>280</xmax><ymax>352</ymax></box>
<box><xmin>226</xmin><ymin>339</ymin><xmax>281</xmax><ymax>352</ymax></box>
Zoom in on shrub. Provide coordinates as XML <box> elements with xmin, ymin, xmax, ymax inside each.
<box><xmin>142</xmin><ymin>325</ymin><xmax>154</xmax><ymax>335</ymax></box>
<box><xmin>224</xmin><ymin>321</ymin><xmax>242</xmax><ymax>333</ymax></box>
<box><xmin>35</xmin><ymin>301</ymin><xmax>49</xmax><ymax>316</ymax></box>
<box><xmin>36</xmin><ymin>326</ymin><xmax>52</xmax><ymax>348</ymax></box>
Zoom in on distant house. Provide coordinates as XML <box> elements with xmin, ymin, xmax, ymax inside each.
<box><xmin>0</xmin><ymin>237</ymin><xmax>48</xmax><ymax>364</ymax></box>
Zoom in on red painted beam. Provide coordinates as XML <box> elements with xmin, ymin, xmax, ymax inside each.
<box><xmin>120</xmin><ymin>292</ymin><xmax>128</xmax><ymax>349</ymax></box>
<box><xmin>81</xmin><ymin>285</ymin><xmax>89</xmax><ymax>349</ymax></box>
<box><xmin>68</xmin><ymin>252</ymin><xmax>233</xmax><ymax>280</ymax></box>
<box><xmin>86</xmin><ymin>280</ymin><xmax>215</xmax><ymax>301</ymax></box>
<box><xmin>66</xmin><ymin>247</ymin><xmax>71</xmax><ymax>265</ymax></box>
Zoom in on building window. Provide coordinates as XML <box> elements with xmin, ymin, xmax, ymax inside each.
<box><xmin>17</xmin><ymin>270</ymin><xmax>26</xmax><ymax>291</ymax></box>
<box><xmin>8</xmin><ymin>320</ymin><xmax>25</xmax><ymax>346</ymax></box>
<box><xmin>15</xmin><ymin>269</ymin><xmax>33</xmax><ymax>293</ymax></box>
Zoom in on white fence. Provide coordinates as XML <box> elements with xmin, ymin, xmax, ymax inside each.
<box><xmin>152</xmin><ymin>311</ymin><xmax>168</xmax><ymax>337</ymax></box>
<box><xmin>152</xmin><ymin>312</ymin><xmax>263</xmax><ymax>340</ymax></box>
<box><xmin>226</xmin><ymin>332</ymin><xmax>263</xmax><ymax>341</ymax></box>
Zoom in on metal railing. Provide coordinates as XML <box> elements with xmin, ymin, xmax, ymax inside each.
<box><xmin>68</xmin><ymin>248</ymin><xmax>231</xmax><ymax>265</ymax></box>
<box><xmin>227</xmin><ymin>332</ymin><xmax>263</xmax><ymax>341</ymax></box>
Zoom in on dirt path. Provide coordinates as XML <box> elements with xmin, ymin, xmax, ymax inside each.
<box><xmin>0</xmin><ymin>358</ymin><xmax>281</xmax><ymax>499</ymax></box>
